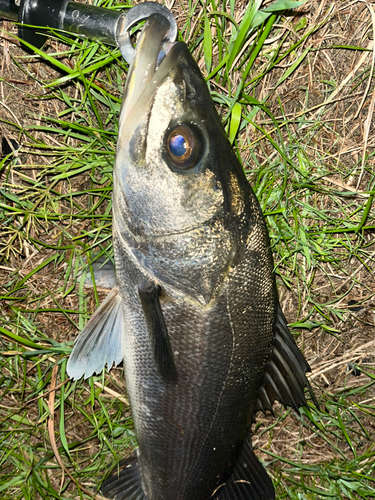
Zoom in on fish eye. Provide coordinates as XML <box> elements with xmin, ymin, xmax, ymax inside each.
<box><xmin>166</xmin><ymin>125</ymin><xmax>197</xmax><ymax>169</ymax></box>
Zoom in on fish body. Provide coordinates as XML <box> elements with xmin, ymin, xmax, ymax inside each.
<box><xmin>67</xmin><ymin>13</ymin><xmax>316</xmax><ymax>500</ymax></box>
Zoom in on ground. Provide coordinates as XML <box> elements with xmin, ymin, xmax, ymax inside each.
<box><xmin>0</xmin><ymin>0</ymin><xmax>374</xmax><ymax>499</ymax></box>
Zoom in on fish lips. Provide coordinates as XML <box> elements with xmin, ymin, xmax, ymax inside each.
<box><xmin>118</xmin><ymin>19</ymin><xmax>196</xmax><ymax>146</ymax></box>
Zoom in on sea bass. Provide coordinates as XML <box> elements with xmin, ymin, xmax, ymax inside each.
<box><xmin>67</xmin><ymin>13</ymin><xmax>316</xmax><ymax>500</ymax></box>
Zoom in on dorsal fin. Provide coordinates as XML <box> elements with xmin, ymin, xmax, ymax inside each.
<box><xmin>67</xmin><ymin>287</ymin><xmax>125</xmax><ymax>380</ymax></box>
<box><xmin>255</xmin><ymin>304</ymin><xmax>318</xmax><ymax>413</ymax></box>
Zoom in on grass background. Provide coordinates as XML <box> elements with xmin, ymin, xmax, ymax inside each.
<box><xmin>0</xmin><ymin>0</ymin><xmax>375</xmax><ymax>498</ymax></box>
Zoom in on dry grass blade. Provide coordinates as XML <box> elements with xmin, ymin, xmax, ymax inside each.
<box><xmin>312</xmin><ymin>39</ymin><xmax>374</xmax><ymax>118</ymax></box>
<box><xmin>47</xmin><ymin>364</ymin><xmax>66</xmax><ymax>491</ymax></box>
<box><xmin>357</xmin><ymin>87</ymin><xmax>375</xmax><ymax>188</ymax></box>
<box><xmin>93</xmin><ymin>381</ymin><xmax>129</xmax><ymax>405</ymax></box>
<box><xmin>311</xmin><ymin>339</ymin><xmax>375</xmax><ymax>379</ymax></box>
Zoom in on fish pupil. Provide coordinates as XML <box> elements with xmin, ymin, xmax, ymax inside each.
<box><xmin>166</xmin><ymin>124</ymin><xmax>199</xmax><ymax>169</ymax></box>
<box><xmin>169</xmin><ymin>134</ymin><xmax>187</xmax><ymax>157</ymax></box>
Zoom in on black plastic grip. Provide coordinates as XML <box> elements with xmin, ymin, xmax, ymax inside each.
<box><xmin>18</xmin><ymin>0</ymin><xmax>68</xmax><ymax>47</ymax></box>
<box><xmin>17</xmin><ymin>0</ymin><xmax>122</xmax><ymax>48</ymax></box>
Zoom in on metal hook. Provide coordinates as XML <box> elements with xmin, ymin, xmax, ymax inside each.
<box><xmin>116</xmin><ymin>2</ymin><xmax>178</xmax><ymax>64</ymax></box>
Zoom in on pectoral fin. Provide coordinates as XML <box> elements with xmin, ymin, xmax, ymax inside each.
<box><xmin>84</xmin><ymin>257</ymin><xmax>117</xmax><ymax>289</ymax></box>
<box><xmin>67</xmin><ymin>287</ymin><xmax>124</xmax><ymax>380</ymax></box>
<box><xmin>138</xmin><ymin>280</ymin><xmax>177</xmax><ymax>383</ymax></box>
<box><xmin>214</xmin><ymin>436</ymin><xmax>275</xmax><ymax>500</ymax></box>
<box><xmin>255</xmin><ymin>303</ymin><xmax>318</xmax><ymax>413</ymax></box>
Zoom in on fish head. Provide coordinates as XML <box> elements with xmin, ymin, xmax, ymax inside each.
<box><xmin>114</xmin><ymin>15</ymin><xmax>251</xmax><ymax>303</ymax></box>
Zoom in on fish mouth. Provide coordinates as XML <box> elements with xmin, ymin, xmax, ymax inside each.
<box><xmin>118</xmin><ymin>15</ymin><xmax>187</xmax><ymax>144</ymax></box>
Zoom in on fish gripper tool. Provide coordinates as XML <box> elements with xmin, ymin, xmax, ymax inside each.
<box><xmin>0</xmin><ymin>0</ymin><xmax>178</xmax><ymax>61</ymax></box>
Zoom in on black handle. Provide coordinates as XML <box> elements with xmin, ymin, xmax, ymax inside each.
<box><xmin>0</xmin><ymin>0</ymin><xmax>178</xmax><ymax>61</ymax></box>
<box><xmin>1</xmin><ymin>0</ymin><xmax>123</xmax><ymax>48</ymax></box>
<box><xmin>19</xmin><ymin>0</ymin><xmax>122</xmax><ymax>48</ymax></box>
<box><xmin>0</xmin><ymin>0</ymin><xmax>18</xmax><ymax>22</ymax></box>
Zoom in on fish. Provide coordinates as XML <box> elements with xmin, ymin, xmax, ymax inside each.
<box><xmin>67</xmin><ymin>12</ymin><xmax>317</xmax><ymax>500</ymax></box>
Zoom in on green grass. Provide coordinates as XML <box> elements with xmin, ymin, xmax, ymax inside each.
<box><xmin>1</xmin><ymin>0</ymin><xmax>375</xmax><ymax>498</ymax></box>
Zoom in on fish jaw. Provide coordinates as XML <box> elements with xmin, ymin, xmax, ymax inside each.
<box><xmin>114</xmin><ymin>39</ymin><xmax>229</xmax><ymax>238</ymax></box>
<box><xmin>118</xmin><ymin>13</ymin><xmax>174</xmax><ymax>145</ymax></box>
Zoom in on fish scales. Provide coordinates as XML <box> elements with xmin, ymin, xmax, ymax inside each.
<box><xmin>113</xmin><ymin>45</ymin><xmax>273</xmax><ymax>494</ymax></box>
<box><xmin>67</xmin><ymin>12</ymin><xmax>317</xmax><ymax>500</ymax></box>
<box><xmin>112</xmin><ymin>208</ymin><xmax>274</xmax><ymax>499</ymax></box>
